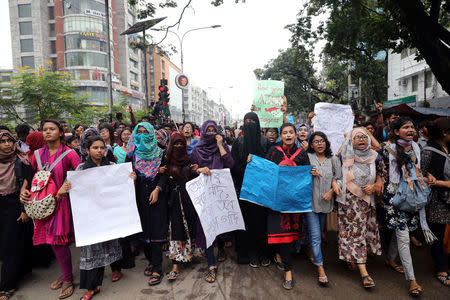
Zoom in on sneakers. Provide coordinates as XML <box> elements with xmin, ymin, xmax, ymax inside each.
<box><xmin>249</xmin><ymin>259</ymin><xmax>260</xmax><ymax>268</ymax></box>
<box><xmin>261</xmin><ymin>257</ymin><xmax>271</xmax><ymax>267</ymax></box>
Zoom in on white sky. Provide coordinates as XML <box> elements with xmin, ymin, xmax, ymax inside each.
<box><xmin>0</xmin><ymin>0</ymin><xmax>306</xmax><ymax>120</ymax></box>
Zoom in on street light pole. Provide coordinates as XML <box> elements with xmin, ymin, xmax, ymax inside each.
<box><xmin>105</xmin><ymin>0</ymin><xmax>114</xmax><ymax>123</ymax></box>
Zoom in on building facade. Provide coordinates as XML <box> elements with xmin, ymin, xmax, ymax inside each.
<box><xmin>8</xmin><ymin>0</ymin><xmax>146</xmax><ymax>110</ymax></box>
<box><xmin>387</xmin><ymin>49</ymin><xmax>449</xmax><ymax>108</ymax></box>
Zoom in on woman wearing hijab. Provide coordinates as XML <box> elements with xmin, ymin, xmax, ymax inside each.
<box><xmin>231</xmin><ymin>112</ymin><xmax>270</xmax><ymax>266</ymax></box>
<box><xmin>295</xmin><ymin>123</ymin><xmax>311</xmax><ymax>150</ymax></box>
<box><xmin>154</xmin><ymin>132</ymin><xmax>200</xmax><ymax>281</ymax></box>
<box><xmin>20</xmin><ymin>120</ymin><xmax>81</xmax><ymax>299</ymax></box>
<box><xmin>126</xmin><ymin>122</ymin><xmax>167</xmax><ymax>286</ymax></box>
<box><xmin>183</xmin><ymin>122</ymin><xmax>199</xmax><ymax>155</ymax></box>
<box><xmin>25</xmin><ymin>131</ymin><xmax>45</xmax><ymax>161</ymax></box>
<box><xmin>155</xmin><ymin>128</ymin><xmax>169</xmax><ymax>151</ymax></box>
<box><xmin>190</xmin><ymin>120</ymin><xmax>234</xmax><ymax>283</ymax></box>
<box><xmin>0</xmin><ymin>130</ymin><xmax>32</xmax><ymax>300</ymax></box>
<box><xmin>338</xmin><ymin>127</ymin><xmax>384</xmax><ymax>289</ymax></box>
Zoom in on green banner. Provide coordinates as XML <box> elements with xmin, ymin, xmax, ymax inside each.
<box><xmin>253</xmin><ymin>80</ymin><xmax>285</xmax><ymax>128</ymax></box>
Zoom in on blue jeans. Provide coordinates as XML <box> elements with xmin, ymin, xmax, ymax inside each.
<box><xmin>304</xmin><ymin>212</ymin><xmax>327</xmax><ymax>266</ymax></box>
<box><xmin>205</xmin><ymin>246</ymin><xmax>215</xmax><ymax>267</ymax></box>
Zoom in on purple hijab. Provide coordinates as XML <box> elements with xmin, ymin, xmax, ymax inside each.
<box><xmin>191</xmin><ymin>120</ymin><xmax>229</xmax><ymax>169</ymax></box>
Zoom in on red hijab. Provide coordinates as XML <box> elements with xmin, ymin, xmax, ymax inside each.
<box><xmin>26</xmin><ymin>131</ymin><xmax>45</xmax><ymax>160</ymax></box>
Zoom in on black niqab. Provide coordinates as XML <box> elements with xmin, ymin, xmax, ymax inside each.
<box><xmin>241</xmin><ymin>112</ymin><xmax>263</xmax><ymax>159</ymax></box>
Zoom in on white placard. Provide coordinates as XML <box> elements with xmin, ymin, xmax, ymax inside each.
<box><xmin>313</xmin><ymin>102</ymin><xmax>354</xmax><ymax>155</ymax></box>
<box><xmin>67</xmin><ymin>163</ymin><xmax>142</xmax><ymax>247</ymax></box>
<box><xmin>186</xmin><ymin>169</ymin><xmax>245</xmax><ymax>248</ymax></box>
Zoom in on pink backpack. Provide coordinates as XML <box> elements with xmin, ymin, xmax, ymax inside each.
<box><xmin>24</xmin><ymin>149</ymin><xmax>72</xmax><ymax>220</ymax></box>
<box><xmin>275</xmin><ymin>146</ymin><xmax>302</xmax><ymax>166</ymax></box>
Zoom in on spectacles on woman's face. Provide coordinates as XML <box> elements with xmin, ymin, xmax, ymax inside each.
<box><xmin>100</xmin><ymin>129</ymin><xmax>109</xmax><ymax>134</ymax></box>
<box><xmin>312</xmin><ymin>139</ymin><xmax>325</xmax><ymax>145</ymax></box>
<box><xmin>353</xmin><ymin>135</ymin><xmax>368</xmax><ymax>141</ymax></box>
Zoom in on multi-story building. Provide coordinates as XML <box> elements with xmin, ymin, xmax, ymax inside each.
<box><xmin>387</xmin><ymin>48</ymin><xmax>449</xmax><ymax>108</ymax></box>
<box><xmin>8</xmin><ymin>0</ymin><xmax>145</xmax><ymax>110</ymax></box>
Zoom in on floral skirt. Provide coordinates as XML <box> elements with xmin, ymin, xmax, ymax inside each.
<box><xmin>338</xmin><ymin>194</ymin><xmax>381</xmax><ymax>264</ymax></box>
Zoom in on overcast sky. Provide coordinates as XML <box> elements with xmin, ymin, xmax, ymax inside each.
<box><xmin>0</xmin><ymin>0</ymin><xmax>306</xmax><ymax>119</ymax></box>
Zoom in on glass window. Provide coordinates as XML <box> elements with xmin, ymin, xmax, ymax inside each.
<box><xmin>50</xmin><ymin>40</ymin><xmax>56</xmax><ymax>54</ymax></box>
<box><xmin>65</xmin><ymin>34</ymin><xmax>107</xmax><ymax>52</ymax></box>
<box><xmin>49</xmin><ymin>23</ymin><xmax>55</xmax><ymax>37</ymax></box>
<box><xmin>19</xmin><ymin>22</ymin><xmax>33</xmax><ymax>35</ymax></box>
<box><xmin>63</xmin><ymin>0</ymin><xmax>105</xmax><ymax>16</ymax></box>
<box><xmin>65</xmin><ymin>52</ymin><xmax>108</xmax><ymax>68</ymax></box>
<box><xmin>21</xmin><ymin>56</ymin><xmax>35</xmax><ymax>68</ymax></box>
<box><xmin>51</xmin><ymin>57</ymin><xmax>57</xmax><ymax>71</ymax></box>
<box><xmin>129</xmin><ymin>58</ymin><xmax>138</xmax><ymax>68</ymax></box>
<box><xmin>130</xmin><ymin>71</ymin><xmax>138</xmax><ymax>81</ymax></box>
<box><xmin>64</xmin><ymin>16</ymin><xmax>107</xmax><ymax>36</ymax></box>
<box><xmin>425</xmin><ymin>71</ymin><xmax>433</xmax><ymax>89</ymax></box>
<box><xmin>49</xmin><ymin>6</ymin><xmax>54</xmax><ymax>20</ymax></box>
<box><xmin>412</xmin><ymin>75</ymin><xmax>418</xmax><ymax>92</ymax></box>
<box><xmin>18</xmin><ymin>4</ymin><xmax>32</xmax><ymax>18</ymax></box>
<box><xmin>20</xmin><ymin>39</ymin><xmax>33</xmax><ymax>52</ymax></box>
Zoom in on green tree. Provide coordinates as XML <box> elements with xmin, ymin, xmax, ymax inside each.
<box><xmin>0</xmin><ymin>64</ymin><xmax>101</xmax><ymax>130</ymax></box>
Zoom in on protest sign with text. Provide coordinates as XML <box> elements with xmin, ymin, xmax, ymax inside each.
<box><xmin>253</xmin><ymin>80</ymin><xmax>285</xmax><ymax>127</ymax></box>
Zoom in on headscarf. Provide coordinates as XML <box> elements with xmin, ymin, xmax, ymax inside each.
<box><xmin>295</xmin><ymin>123</ymin><xmax>311</xmax><ymax>148</ymax></box>
<box><xmin>127</xmin><ymin>122</ymin><xmax>162</xmax><ymax>179</ymax></box>
<box><xmin>241</xmin><ymin>112</ymin><xmax>263</xmax><ymax>160</ymax></box>
<box><xmin>26</xmin><ymin>131</ymin><xmax>45</xmax><ymax>160</ymax></box>
<box><xmin>191</xmin><ymin>120</ymin><xmax>223</xmax><ymax>169</ymax></box>
<box><xmin>80</xmin><ymin>127</ymin><xmax>100</xmax><ymax>157</ymax></box>
<box><xmin>186</xmin><ymin>138</ymin><xmax>199</xmax><ymax>155</ymax></box>
<box><xmin>338</xmin><ymin>128</ymin><xmax>378</xmax><ymax>205</ymax></box>
<box><xmin>166</xmin><ymin>132</ymin><xmax>190</xmax><ymax>179</ymax></box>
<box><xmin>155</xmin><ymin>128</ymin><xmax>169</xmax><ymax>149</ymax></box>
<box><xmin>0</xmin><ymin>130</ymin><xmax>29</xmax><ymax>195</ymax></box>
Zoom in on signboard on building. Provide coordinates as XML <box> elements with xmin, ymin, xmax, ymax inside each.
<box><xmin>85</xmin><ymin>9</ymin><xmax>106</xmax><ymax>19</ymax></box>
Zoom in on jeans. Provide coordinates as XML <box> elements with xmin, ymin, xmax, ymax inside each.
<box><xmin>394</xmin><ymin>229</ymin><xmax>416</xmax><ymax>281</ymax></box>
<box><xmin>205</xmin><ymin>246</ymin><xmax>215</xmax><ymax>267</ymax></box>
<box><xmin>304</xmin><ymin>212</ymin><xmax>327</xmax><ymax>266</ymax></box>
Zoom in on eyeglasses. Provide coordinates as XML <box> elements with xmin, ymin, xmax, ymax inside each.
<box><xmin>312</xmin><ymin>139</ymin><xmax>325</xmax><ymax>145</ymax></box>
<box><xmin>353</xmin><ymin>135</ymin><xmax>368</xmax><ymax>141</ymax></box>
<box><xmin>100</xmin><ymin>129</ymin><xmax>109</xmax><ymax>134</ymax></box>
<box><xmin>0</xmin><ymin>138</ymin><xmax>14</xmax><ymax>144</ymax></box>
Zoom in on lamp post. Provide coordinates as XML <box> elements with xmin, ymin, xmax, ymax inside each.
<box><xmin>153</xmin><ymin>25</ymin><xmax>221</xmax><ymax>123</ymax></box>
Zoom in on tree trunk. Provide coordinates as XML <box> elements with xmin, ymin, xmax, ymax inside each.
<box><xmin>390</xmin><ymin>0</ymin><xmax>450</xmax><ymax>95</ymax></box>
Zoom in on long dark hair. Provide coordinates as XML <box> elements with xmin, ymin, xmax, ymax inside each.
<box><xmin>427</xmin><ymin>117</ymin><xmax>450</xmax><ymax>141</ymax></box>
<box><xmin>389</xmin><ymin>117</ymin><xmax>414</xmax><ymax>174</ymax></box>
<box><xmin>307</xmin><ymin>131</ymin><xmax>332</xmax><ymax>157</ymax></box>
<box><xmin>85</xmin><ymin>135</ymin><xmax>105</xmax><ymax>150</ymax></box>
<box><xmin>99</xmin><ymin>123</ymin><xmax>114</xmax><ymax>145</ymax></box>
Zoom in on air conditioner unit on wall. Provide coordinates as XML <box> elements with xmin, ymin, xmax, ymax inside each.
<box><xmin>401</xmin><ymin>79</ymin><xmax>408</xmax><ymax>86</ymax></box>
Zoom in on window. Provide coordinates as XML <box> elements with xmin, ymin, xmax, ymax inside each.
<box><xmin>49</xmin><ymin>6</ymin><xmax>54</xmax><ymax>20</ymax></box>
<box><xmin>65</xmin><ymin>52</ymin><xmax>108</xmax><ymax>68</ymax></box>
<box><xmin>21</xmin><ymin>56</ymin><xmax>35</xmax><ymax>68</ymax></box>
<box><xmin>161</xmin><ymin>59</ymin><xmax>165</xmax><ymax>69</ymax></box>
<box><xmin>130</xmin><ymin>71</ymin><xmax>138</xmax><ymax>81</ymax></box>
<box><xmin>50</xmin><ymin>40</ymin><xmax>56</xmax><ymax>54</ymax></box>
<box><xmin>19</xmin><ymin>22</ymin><xmax>33</xmax><ymax>35</ymax></box>
<box><xmin>20</xmin><ymin>39</ymin><xmax>33</xmax><ymax>52</ymax></box>
<box><xmin>412</xmin><ymin>75</ymin><xmax>418</xmax><ymax>92</ymax></box>
<box><xmin>63</xmin><ymin>0</ymin><xmax>105</xmax><ymax>16</ymax></box>
<box><xmin>65</xmin><ymin>35</ymin><xmax>107</xmax><ymax>52</ymax></box>
<box><xmin>1</xmin><ymin>75</ymin><xmax>11</xmax><ymax>82</ymax></box>
<box><xmin>51</xmin><ymin>57</ymin><xmax>57</xmax><ymax>71</ymax></box>
<box><xmin>129</xmin><ymin>58</ymin><xmax>138</xmax><ymax>69</ymax></box>
<box><xmin>64</xmin><ymin>16</ymin><xmax>107</xmax><ymax>36</ymax></box>
<box><xmin>425</xmin><ymin>71</ymin><xmax>433</xmax><ymax>88</ymax></box>
<box><xmin>400</xmin><ymin>48</ymin><xmax>408</xmax><ymax>59</ymax></box>
<box><xmin>18</xmin><ymin>4</ymin><xmax>32</xmax><ymax>18</ymax></box>
<box><xmin>49</xmin><ymin>23</ymin><xmax>55</xmax><ymax>37</ymax></box>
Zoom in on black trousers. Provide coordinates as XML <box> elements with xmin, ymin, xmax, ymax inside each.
<box><xmin>80</xmin><ymin>267</ymin><xmax>104</xmax><ymax>290</ymax></box>
<box><xmin>143</xmin><ymin>242</ymin><xmax>163</xmax><ymax>274</ymax></box>
<box><xmin>430</xmin><ymin>223</ymin><xmax>449</xmax><ymax>273</ymax></box>
<box><xmin>278</xmin><ymin>243</ymin><xmax>294</xmax><ymax>271</ymax></box>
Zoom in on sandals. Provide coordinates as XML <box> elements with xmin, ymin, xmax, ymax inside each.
<box><xmin>361</xmin><ymin>275</ymin><xmax>375</xmax><ymax>289</ymax></box>
<box><xmin>80</xmin><ymin>287</ymin><xmax>100</xmax><ymax>300</ymax></box>
<box><xmin>167</xmin><ymin>271</ymin><xmax>179</xmax><ymax>281</ymax></box>
<box><xmin>436</xmin><ymin>274</ymin><xmax>450</xmax><ymax>286</ymax></box>
<box><xmin>385</xmin><ymin>261</ymin><xmax>405</xmax><ymax>274</ymax></box>
<box><xmin>217</xmin><ymin>248</ymin><xmax>226</xmax><ymax>262</ymax></box>
<box><xmin>282</xmin><ymin>279</ymin><xmax>294</xmax><ymax>290</ymax></box>
<box><xmin>205</xmin><ymin>267</ymin><xmax>218</xmax><ymax>283</ymax></box>
<box><xmin>409</xmin><ymin>285</ymin><xmax>423</xmax><ymax>297</ymax></box>
<box><xmin>51</xmin><ymin>278</ymin><xmax>63</xmax><ymax>290</ymax></box>
<box><xmin>0</xmin><ymin>291</ymin><xmax>13</xmax><ymax>300</ymax></box>
<box><xmin>59</xmin><ymin>282</ymin><xmax>74</xmax><ymax>299</ymax></box>
<box><xmin>144</xmin><ymin>264</ymin><xmax>153</xmax><ymax>276</ymax></box>
<box><xmin>318</xmin><ymin>276</ymin><xmax>329</xmax><ymax>286</ymax></box>
<box><xmin>148</xmin><ymin>273</ymin><xmax>162</xmax><ymax>286</ymax></box>
<box><xmin>112</xmin><ymin>271</ymin><xmax>122</xmax><ymax>282</ymax></box>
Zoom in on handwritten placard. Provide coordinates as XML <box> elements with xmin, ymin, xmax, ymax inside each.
<box><xmin>186</xmin><ymin>169</ymin><xmax>245</xmax><ymax>248</ymax></box>
<box><xmin>253</xmin><ymin>80</ymin><xmax>285</xmax><ymax>127</ymax></box>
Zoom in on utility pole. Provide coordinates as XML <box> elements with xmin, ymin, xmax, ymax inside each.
<box><xmin>105</xmin><ymin>0</ymin><xmax>114</xmax><ymax>123</ymax></box>
<box><xmin>347</xmin><ymin>59</ymin><xmax>351</xmax><ymax>104</ymax></box>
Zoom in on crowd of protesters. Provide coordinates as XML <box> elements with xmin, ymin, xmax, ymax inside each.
<box><xmin>0</xmin><ymin>100</ymin><xmax>449</xmax><ymax>299</ymax></box>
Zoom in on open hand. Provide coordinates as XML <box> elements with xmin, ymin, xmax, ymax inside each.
<box><xmin>17</xmin><ymin>212</ymin><xmax>30</xmax><ymax>223</ymax></box>
<box><xmin>149</xmin><ymin>188</ymin><xmax>159</xmax><ymax>205</ymax></box>
<box><xmin>129</xmin><ymin>171</ymin><xmax>137</xmax><ymax>180</ymax></box>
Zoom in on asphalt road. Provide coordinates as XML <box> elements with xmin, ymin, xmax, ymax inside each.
<box><xmin>5</xmin><ymin>234</ymin><xmax>449</xmax><ymax>300</ymax></box>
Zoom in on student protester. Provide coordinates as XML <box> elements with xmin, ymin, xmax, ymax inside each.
<box><xmin>190</xmin><ymin>120</ymin><xmax>234</xmax><ymax>283</ymax></box>
<box><xmin>338</xmin><ymin>127</ymin><xmax>384</xmax><ymax>289</ymax></box>
<box><xmin>15</xmin><ymin>124</ymin><xmax>30</xmax><ymax>153</ymax></box>
<box><xmin>380</xmin><ymin>117</ymin><xmax>428</xmax><ymax>296</ymax></box>
<box><xmin>126</xmin><ymin>122</ymin><xmax>167</xmax><ymax>286</ymax></box>
<box><xmin>25</xmin><ymin>131</ymin><xmax>45</xmax><ymax>161</ymax></box>
<box><xmin>417</xmin><ymin>120</ymin><xmax>433</xmax><ymax>149</ymax></box>
<box><xmin>65</xmin><ymin>135</ymin><xmax>81</xmax><ymax>157</ymax></box>
<box><xmin>224</xmin><ymin>126</ymin><xmax>235</xmax><ymax>148</ymax></box>
<box><xmin>99</xmin><ymin>124</ymin><xmax>115</xmax><ymax>150</ymax></box>
<box><xmin>112</xmin><ymin>112</ymin><xmax>124</xmax><ymax>130</ymax></box>
<box><xmin>162</xmin><ymin>123</ymin><xmax>173</xmax><ymax>135</ymax></box>
<box><xmin>264</xmin><ymin>123</ymin><xmax>310</xmax><ymax>290</ymax></box>
<box><xmin>73</xmin><ymin>124</ymin><xmax>84</xmax><ymax>146</ymax></box>
<box><xmin>81</xmin><ymin>128</ymin><xmax>115</xmax><ymax>163</ymax></box>
<box><xmin>155</xmin><ymin>128</ymin><xmax>170</xmax><ymax>152</ymax></box>
<box><xmin>153</xmin><ymin>132</ymin><xmax>200</xmax><ymax>281</ymax></box>
<box><xmin>231</xmin><ymin>112</ymin><xmax>270</xmax><ymax>266</ymax></box>
<box><xmin>70</xmin><ymin>136</ymin><xmax>135</xmax><ymax>300</ymax></box>
<box><xmin>182</xmin><ymin>122</ymin><xmax>199</xmax><ymax>155</ymax></box>
<box><xmin>0</xmin><ymin>130</ymin><xmax>32</xmax><ymax>300</ymax></box>
<box><xmin>20</xmin><ymin>120</ymin><xmax>81</xmax><ymax>299</ymax></box>
<box><xmin>264</xmin><ymin>128</ymin><xmax>279</xmax><ymax>146</ymax></box>
<box><xmin>373</xmin><ymin>101</ymin><xmax>399</xmax><ymax>142</ymax></box>
<box><xmin>420</xmin><ymin>118</ymin><xmax>450</xmax><ymax>286</ymax></box>
<box><xmin>307</xmin><ymin>131</ymin><xmax>342</xmax><ymax>286</ymax></box>
<box><xmin>295</xmin><ymin>123</ymin><xmax>311</xmax><ymax>150</ymax></box>
<box><xmin>58</xmin><ymin>120</ymin><xmax>69</xmax><ymax>135</ymax></box>
<box><xmin>113</xmin><ymin>128</ymin><xmax>132</xmax><ymax>164</ymax></box>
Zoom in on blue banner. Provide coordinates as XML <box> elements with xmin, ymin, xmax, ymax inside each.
<box><xmin>240</xmin><ymin>155</ymin><xmax>313</xmax><ymax>213</ymax></box>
